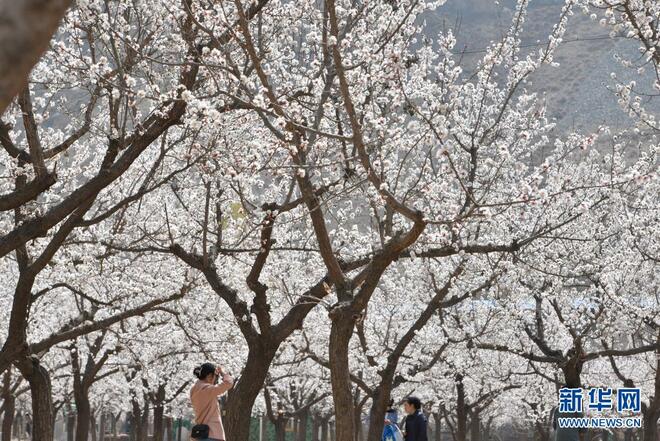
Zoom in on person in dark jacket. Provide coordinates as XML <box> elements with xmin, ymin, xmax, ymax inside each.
<box><xmin>402</xmin><ymin>396</ymin><xmax>428</xmax><ymax>441</ymax></box>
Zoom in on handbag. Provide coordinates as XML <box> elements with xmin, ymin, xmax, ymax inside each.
<box><xmin>191</xmin><ymin>423</ymin><xmax>210</xmax><ymax>439</ymax></box>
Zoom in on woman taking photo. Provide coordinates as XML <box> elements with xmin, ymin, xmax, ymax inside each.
<box><xmin>190</xmin><ymin>362</ymin><xmax>234</xmax><ymax>440</ymax></box>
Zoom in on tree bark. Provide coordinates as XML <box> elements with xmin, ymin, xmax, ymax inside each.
<box><xmin>312</xmin><ymin>416</ymin><xmax>320</xmax><ymax>441</ymax></box>
<box><xmin>12</xmin><ymin>412</ymin><xmax>21</xmax><ymax>441</ymax></box>
<box><xmin>0</xmin><ymin>371</ymin><xmax>16</xmax><ymax>441</ymax></box>
<box><xmin>0</xmin><ymin>0</ymin><xmax>74</xmax><ymax>113</ymax></box>
<box><xmin>365</xmin><ymin>382</ymin><xmax>395</xmax><ymax>441</ymax></box>
<box><xmin>67</xmin><ymin>408</ymin><xmax>76</xmax><ymax>441</ymax></box>
<box><xmin>90</xmin><ymin>413</ymin><xmax>98</xmax><ymax>441</ymax></box>
<box><xmin>329</xmin><ymin>308</ymin><xmax>357</xmax><ymax>441</ymax></box>
<box><xmin>153</xmin><ymin>403</ymin><xmax>165</xmax><ymax>441</ymax></box>
<box><xmin>321</xmin><ymin>419</ymin><xmax>329</xmax><ymax>441</ymax></box>
<box><xmin>224</xmin><ymin>345</ymin><xmax>277</xmax><ymax>441</ymax></box>
<box><xmin>16</xmin><ymin>356</ymin><xmax>55</xmax><ymax>441</ymax></box>
<box><xmin>561</xmin><ymin>358</ymin><xmax>582</xmax><ymax>389</ymax></box>
<box><xmin>456</xmin><ymin>375</ymin><xmax>468</xmax><ymax>441</ymax></box>
<box><xmin>275</xmin><ymin>418</ymin><xmax>287</xmax><ymax>441</ymax></box>
<box><xmin>642</xmin><ymin>341</ymin><xmax>660</xmax><ymax>441</ymax></box>
<box><xmin>298</xmin><ymin>410</ymin><xmax>310</xmax><ymax>441</ymax></box>
<box><xmin>165</xmin><ymin>417</ymin><xmax>173</xmax><ymax>441</ymax></box>
<box><xmin>98</xmin><ymin>412</ymin><xmax>106</xmax><ymax>441</ymax></box>
<box><xmin>469</xmin><ymin>412</ymin><xmax>480</xmax><ymax>441</ymax></box>
<box><xmin>129</xmin><ymin>398</ymin><xmax>149</xmax><ymax>441</ymax></box>
<box><xmin>74</xmin><ymin>385</ymin><xmax>92</xmax><ymax>441</ymax></box>
<box><xmin>434</xmin><ymin>413</ymin><xmax>442</xmax><ymax>441</ymax></box>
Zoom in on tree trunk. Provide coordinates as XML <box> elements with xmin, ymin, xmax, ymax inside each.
<box><xmin>17</xmin><ymin>356</ymin><xmax>55</xmax><ymax>441</ymax></box>
<box><xmin>642</xmin><ymin>407</ymin><xmax>658</xmax><ymax>441</ymax></box>
<box><xmin>67</xmin><ymin>410</ymin><xmax>76</xmax><ymax>441</ymax></box>
<box><xmin>365</xmin><ymin>379</ymin><xmax>397</xmax><ymax>441</ymax></box>
<box><xmin>13</xmin><ymin>412</ymin><xmax>22</xmax><ymax>441</ymax></box>
<box><xmin>2</xmin><ymin>369</ymin><xmax>15</xmax><ymax>441</ymax></box>
<box><xmin>624</xmin><ymin>429</ymin><xmax>632</xmax><ymax>441</ymax></box>
<box><xmin>98</xmin><ymin>412</ymin><xmax>106</xmax><ymax>441</ymax></box>
<box><xmin>456</xmin><ymin>375</ymin><xmax>467</xmax><ymax>441</ymax></box>
<box><xmin>312</xmin><ymin>416</ymin><xmax>320</xmax><ymax>441</ymax></box>
<box><xmin>91</xmin><ymin>413</ymin><xmax>98</xmax><ymax>441</ymax></box>
<box><xmin>176</xmin><ymin>418</ymin><xmax>182</xmax><ymax>441</ymax></box>
<box><xmin>321</xmin><ymin>419</ymin><xmax>329</xmax><ymax>441</ymax></box>
<box><xmin>140</xmin><ymin>403</ymin><xmax>150</xmax><ymax>441</ymax></box>
<box><xmin>354</xmin><ymin>405</ymin><xmax>363</xmax><ymax>441</ymax></box>
<box><xmin>642</xmin><ymin>341</ymin><xmax>660</xmax><ymax>441</ymax></box>
<box><xmin>130</xmin><ymin>398</ymin><xmax>148</xmax><ymax>441</ymax></box>
<box><xmin>561</xmin><ymin>361</ymin><xmax>582</xmax><ymax>389</ymax></box>
<box><xmin>1</xmin><ymin>392</ymin><xmax>15</xmax><ymax>441</ymax></box>
<box><xmin>153</xmin><ymin>403</ymin><xmax>165</xmax><ymax>441</ymax></box>
<box><xmin>329</xmin><ymin>310</ymin><xmax>356</xmax><ymax>441</ymax></box>
<box><xmin>275</xmin><ymin>419</ymin><xmax>287</xmax><ymax>441</ymax></box>
<box><xmin>74</xmin><ymin>385</ymin><xmax>92</xmax><ymax>441</ymax></box>
<box><xmin>469</xmin><ymin>412</ymin><xmax>480</xmax><ymax>441</ymax></box>
<box><xmin>165</xmin><ymin>417</ymin><xmax>173</xmax><ymax>441</ymax></box>
<box><xmin>298</xmin><ymin>411</ymin><xmax>310</xmax><ymax>441</ymax></box>
<box><xmin>224</xmin><ymin>345</ymin><xmax>277</xmax><ymax>441</ymax></box>
<box><xmin>434</xmin><ymin>413</ymin><xmax>442</xmax><ymax>441</ymax></box>
<box><xmin>536</xmin><ymin>421</ymin><xmax>550</xmax><ymax>441</ymax></box>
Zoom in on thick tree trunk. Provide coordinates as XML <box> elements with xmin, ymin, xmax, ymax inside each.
<box><xmin>321</xmin><ymin>419</ymin><xmax>329</xmax><ymax>441</ymax></box>
<box><xmin>164</xmin><ymin>416</ymin><xmax>173</xmax><ymax>441</ymax></box>
<box><xmin>98</xmin><ymin>412</ymin><xmax>106</xmax><ymax>441</ymax></box>
<box><xmin>0</xmin><ymin>0</ymin><xmax>74</xmax><ymax>113</ymax></box>
<box><xmin>67</xmin><ymin>410</ymin><xmax>76</xmax><ymax>441</ymax></box>
<box><xmin>298</xmin><ymin>410</ymin><xmax>310</xmax><ymax>441</ymax></box>
<box><xmin>153</xmin><ymin>404</ymin><xmax>165</xmax><ymax>441</ymax></box>
<box><xmin>354</xmin><ymin>405</ymin><xmax>363</xmax><ymax>441</ymax></box>
<box><xmin>74</xmin><ymin>386</ymin><xmax>92</xmax><ymax>441</ymax></box>
<box><xmin>312</xmin><ymin>416</ymin><xmax>320</xmax><ymax>441</ymax></box>
<box><xmin>17</xmin><ymin>356</ymin><xmax>55</xmax><ymax>441</ymax></box>
<box><xmin>130</xmin><ymin>399</ymin><xmax>148</xmax><ymax>441</ymax></box>
<box><xmin>140</xmin><ymin>404</ymin><xmax>149</xmax><ymax>441</ymax></box>
<box><xmin>366</xmin><ymin>380</ymin><xmax>396</xmax><ymax>441</ymax></box>
<box><xmin>434</xmin><ymin>413</ymin><xmax>442</xmax><ymax>441</ymax></box>
<box><xmin>624</xmin><ymin>429</ymin><xmax>633</xmax><ymax>441</ymax></box>
<box><xmin>152</xmin><ymin>382</ymin><xmax>167</xmax><ymax>441</ymax></box>
<box><xmin>224</xmin><ymin>345</ymin><xmax>277</xmax><ymax>441</ymax></box>
<box><xmin>643</xmin><ymin>343</ymin><xmax>660</xmax><ymax>441</ymax></box>
<box><xmin>1</xmin><ymin>393</ymin><xmax>15</xmax><ymax>441</ymax></box>
<box><xmin>275</xmin><ymin>419</ymin><xmax>287</xmax><ymax>441</ymax></box>
<box><xmin>329</xmin><ymin>310</ymin><xmax>356</xmax><ymax>441</ymax></box>
<box><xmin>535</xmin><ymin>421</ymin><xmax>550</xmax><ymax>441</ymax></box>
<box><xmin>469</xmin><ymin>412</ymin><xmax>480</xmax><ymax>441</ymax></box>
<box><xmin>456</xmin><ymin>375</ymin><xmax>467</xmax><ymax>441</ymax></box>
<box><xmin>12</xmin><ymin>412</ymin><xmax>22</xmax><ymax>440</ymax></box>
<box><xmin>642</xmin><ymin>406</ymin><xmax>659</xmax><ymax>441</ymax></box>
<box><xmin>2</xmin><ymin>369</ymin><xmax>15</xmax><ymax>441</ymax></box>
<box><xmin>561</xmin><ymin>361</ymin><xmax>582</xmax><ymax>389</ymax></box>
